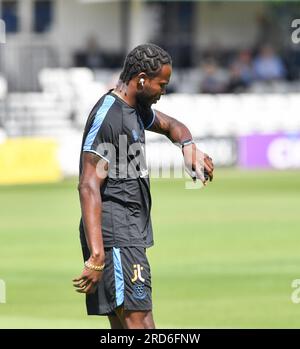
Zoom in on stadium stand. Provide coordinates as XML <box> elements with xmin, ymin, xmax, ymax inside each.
<box><xmin>0</xmin><ymin>75</ymin><xmax>7</xmax><ymax>100</ymax></box>
<box><xmin>2</xmin><ymin>93</ymin><xmax>73</xmax><ymax>137</ymax></box>
<box><xmin>1</xmin><ymin>67</ymin><xmax>300</xmax><ymax>140</ymax></box>
<box><xmin>1</xmin><ymin>67</ymin><xmax>300</xmax><ymax>177</ymax></box>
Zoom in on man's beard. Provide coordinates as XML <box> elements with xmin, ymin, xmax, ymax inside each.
<box><xmin>136</xmin><ymin>92</ymin><xmax>152</xmax><ymax>109</ymax></box>
<box><xmin>136</xmin><ymin>93</ymin><xmax>153</xmax><ymax>122</ymax></box>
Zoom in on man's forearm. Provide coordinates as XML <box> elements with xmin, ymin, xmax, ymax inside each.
<box><xmin>78</xmin><ymin>183</ymin><xmax>105</xmax><ymax>261</ymax></box>
<box><xmin>167</xmin><ymin>118</ymin><xmax>192</xmax><ymax>145</ymax></box>
<box><xmin>153</xmin><ymin>110</ymin><xmax>193</xmax><ymax>145</ymax></box>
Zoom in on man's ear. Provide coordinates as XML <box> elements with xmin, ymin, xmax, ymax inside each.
<box><xmin>139</xmin><ymin>78</ymin><xmax>145</xmax><ymax>87</ymax></box>
<box><xmin>137</xmin><ymin>73</ymin><xmax>147</xmax><ymax>89</ymax></box>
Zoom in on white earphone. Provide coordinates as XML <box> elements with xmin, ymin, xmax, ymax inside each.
<box><xmin>140</xmin><ymin>78</ymin><xmax>145</xmax><ymax>86</ymax></box>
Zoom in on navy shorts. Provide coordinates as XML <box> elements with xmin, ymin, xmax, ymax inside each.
<box><xmin>82</xmin><ymin>246</ymin><xmax>152</xmax><ymax>316</ymax></box>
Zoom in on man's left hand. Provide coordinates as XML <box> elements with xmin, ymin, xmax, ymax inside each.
<box><xmin>182</xmin><ymin>143</ymin><xmax>214</xmax><ymax>184</ymax></box>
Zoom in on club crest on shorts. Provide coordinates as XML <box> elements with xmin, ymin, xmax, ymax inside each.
<box><xmin>131</xmin><ymin>264</ymin><xmax>145</xmax><ymax>283</ymax></box>
<box><xmin>132</xmin><ymin>284</ymin><xmax>147</xmax><ymax>300</ymax></box>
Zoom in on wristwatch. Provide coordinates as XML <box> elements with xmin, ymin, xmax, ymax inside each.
<box><xmin>181</xmin><ymin>139</ymin><xmax>194</xmax><ymax>149</ymax></box>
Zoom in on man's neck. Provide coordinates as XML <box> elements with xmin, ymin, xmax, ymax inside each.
<box><xmin>112</xmin><ymin>86</ymin><xmax>136</xmax><ymax>108</ymax></box>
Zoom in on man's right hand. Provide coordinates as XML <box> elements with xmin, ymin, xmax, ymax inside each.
<box><xmin>72</xmin><ymin>257</ymin><xmax>104</xmax><ymax>295</ymax></box>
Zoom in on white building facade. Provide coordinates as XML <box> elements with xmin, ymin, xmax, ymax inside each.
<box><xmin>0</xmin><ymin>0</ymin><xmax>271</xmax><ymax>91</ymax></box>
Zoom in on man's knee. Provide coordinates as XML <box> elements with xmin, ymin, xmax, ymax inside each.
<box><xmin>108</xmin><ymin>314</ymin><xmax>124</xmax><ymax>329</ymax></box>
<box><xmin>124</xmin><ymin>310</ymin><xmax>155</xmax><ymax>329</ymax></box>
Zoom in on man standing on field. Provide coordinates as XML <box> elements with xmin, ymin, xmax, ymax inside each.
<box><xmin>73</xmin><ymin>43</ymin><xmax>214</xmax><ymax>329</ymax></box>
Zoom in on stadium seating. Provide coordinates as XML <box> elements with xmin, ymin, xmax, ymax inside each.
<box><xmin>0</xmin><ymin>75</ymin><xmax>7</xmax><ymax>100</ymax></box>
<box><xmin>1</xmin><ymin>67</ymin><xmax>300</xmax><ymax>176</ymax></box>
<box><xmin>1</xmin><ymin>68</ymin><xmax>300</xmax><ymax>139</ymax></box>
<box><xmin>1</xmin><ymin>93</ymin><xmax>72</xmax><ymax>137</ymax></box>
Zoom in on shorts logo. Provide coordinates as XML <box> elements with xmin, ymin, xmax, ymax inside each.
<box><xmin>132</xmin><ymin>284</ymin><xmax>147</xmax><ymax>300</ymax></box>
<box><xmin>131</xmin><ymin>264</ymin><xmax>145</xmax><ymax>283</ymax></box>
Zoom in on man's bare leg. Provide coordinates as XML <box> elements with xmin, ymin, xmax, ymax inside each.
<box><xmin>115</xmin><ymin>306</ymin><xmax>155</xmax><ymax>329</ymax></box>
<box><xmin>108</xmin><ymin>313</ymin><xmax>124</xmax><ymax>329</ymax></box>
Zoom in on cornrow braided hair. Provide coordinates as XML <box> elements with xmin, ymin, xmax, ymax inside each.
<box><xmin>119</xmin><ymin>43</ymin><xmax>172</xmax><ymax>84</ymax></box>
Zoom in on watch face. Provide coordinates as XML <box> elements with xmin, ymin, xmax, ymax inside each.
<box><xmin>181</xmin><ymin>140</ymin><xmax>193</xmax><ymax>147</ymax></box>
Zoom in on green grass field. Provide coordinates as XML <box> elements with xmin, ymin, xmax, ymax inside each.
<box><xmin>1</xmin><ymin>169</ymin><xmax>300</xmax><ymax>328</ymax></box>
